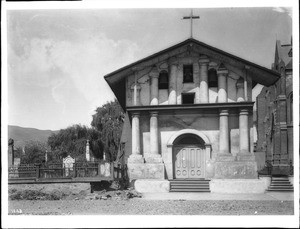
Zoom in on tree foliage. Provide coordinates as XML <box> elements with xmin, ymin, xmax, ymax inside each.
<box><xmin>47</xmin><ymin>124</ymin><xmax>103</xmax><ymax>162</ymax></box>
<box><xmin>20</xmin><ymin>141</ymin><xmax>48</xmax><ymax>164</ymax></box>
<box><xmin>91</xmin><ymin>99</ymin><xmax>124</xmax><ymax>162</ymax></box>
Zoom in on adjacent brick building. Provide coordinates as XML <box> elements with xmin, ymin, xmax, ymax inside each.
<box><xmin>256</xmin><ymin>38</ymin><xmax>293</xmax><ymax>175</ymax></box>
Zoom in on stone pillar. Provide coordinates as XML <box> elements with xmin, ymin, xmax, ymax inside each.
<box><xmin>145</xmin><ymin>111</ymin><xmax>163</xmax><ymax>163</ymax></box>
<box><xmin>150</xmin><ymin>69</ymin><xmax>159</xmax><ymax>105</ymax></box>
<box><xmin>150</xmin><ymin>112</ymin><xmax>159</xmax><ymax>155</ymax></box>
<box><xmin>168</xmin><ymin>58</ymin><xmax>177</xmax><ymax>104</ymax></box>
<box><xmin>131</xmin><ymin>83</ymin><xmax>141</xmax><ymax>106</ymax></box>
<box><xmin>236</xmin><ymin>78</ymin><xmax>245</xmax><ymax>102</ymax></box>
<box><xmin>217</xmin><ymin>69</ymin><xmax>228</xmax><ymax>103</ymax></box>
<box><xmin>239</xmin><ymin>109</ymin><xmax>249</xmax><ymax>154</ymax></box>
<box><xmin>219</xmin><ymin>109</ymin><xmax>230</xmax><ymax>154</ymax></box>
<box><xmin>199</xmin><ymin>56</ymin><xmax>210</xmax><ymax>103</ymax></box>
<box><xmin>128</xmin><ymin>112</ymin><xmax>144</xmax><ymax>163</ymax></box>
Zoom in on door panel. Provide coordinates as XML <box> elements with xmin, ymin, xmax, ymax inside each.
<box><xmin>174</xmin><ymin>147</ymin><xmax>205</xmax><ymax>179</ymax></box>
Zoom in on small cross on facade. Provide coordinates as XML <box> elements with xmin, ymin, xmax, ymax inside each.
<box><xmin>183</xmin><ymin>9</ymin><xmax>200</xmax><ymax>38</ymax></box>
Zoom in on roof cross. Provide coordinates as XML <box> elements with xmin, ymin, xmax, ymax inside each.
<box><xmin>183</xmin><ymin>9</ymin><xmax>200</xmax><ymax>38</ymax></box>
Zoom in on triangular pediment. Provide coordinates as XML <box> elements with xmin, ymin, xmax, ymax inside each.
<box><xmin>104</xmin><ymin>38</ymin><xmax>280</xmax><ymax>109</ymax></box>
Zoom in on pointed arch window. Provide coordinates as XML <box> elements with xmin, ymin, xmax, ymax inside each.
<box><xmin>158</xmin><ymin>70</ymin><xmax>169</xmax><ymax>89</ymax></box>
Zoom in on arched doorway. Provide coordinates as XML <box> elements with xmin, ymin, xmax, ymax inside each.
<box><xmin>173</xmin><ymin>134</ymin><xmax>206</xmax><ymax>179</ymax></box>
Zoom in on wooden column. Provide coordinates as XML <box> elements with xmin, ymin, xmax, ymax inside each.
<box><xmin>236</xmin><ymin>77</ymin><xmax>245</xmax><ymax>102</ymax></box>
<box><xmin>219</xmin><ymin>109</ymin><xmax>230</xmax><ymax>154</ymax></box>
<box><xmin>168</xmin><ymin>58</ymin><xmax>177</xmax><ymax>105</ymax></box>
<box><xmin>199</xmin><ymin>56</ymin><xmax>210</xmax><ymax>103</ymax></box>
<box><xmin>217</xmin><ymin>68</ymin><xmax>228</xmax><ymax>103</ymax></box>
<box><xmin>239</xmin><ymin>109</ymin><xmax>250</xmax><ymax>154</ymax></box>
<box><xmin>128</xmin><ymin>112</ymin><xmax>144</xmax><ymax>163</ymax></box>
<box><xmin>131</xmin><ymin>83</ymin><xmax>141</xmax><ymax>106</ymax></box>
<box><xmin>150</xmin><ymin>68</ymin><xmax>159</xmax><ymax>105</ymax></box>
<box><xmin>150</xmin><ymin>111</ymin><xmax>159</xmax><ymax>155</ymax></box>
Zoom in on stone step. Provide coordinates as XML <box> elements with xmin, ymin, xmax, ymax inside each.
<box><xmin>171</xmin><ymin>186</ymin><xmax>210</xmax><ymax>190</ymax></box>
<box><xmin>170</xmin><ymin>183</ymin><xmax>209</xmax><ymax>187</ymax></box>
<box><xmin>169</xmin><ymin>179</ymin><xmax>209</xmax><ymax>182</ymax></box>
<box><xmin>271</xmin><ymin>177</ymin><xmax>290</xmax><ymax>180</ymax></box>
<box><xmin>171</xmin><ymin>183</ymin><xmax>209</xmax><ymax>186</ymax></box>
<box><xmin>267</xmin><ymin>189</ymin><xmax>293</xmax><ymax>192</ymax></box>
<box><xmin>271</xmin><ymin>181</ymin><xmax>291</xmax><ymax>184</ymax></box>
<box><xmin>267</xmin><ymin>176</ymin><xmax>293</xmax><ymax>192</ymax></box>
<box><xmin>170</xmin><ymin>189</ymin><xmax>210</xmax><ymax>192</ymax></box>
<box><xmin>169</xmin><ymin>179</ymin><xmax>211</xmax><ymax>192</ymax></box>
<box><xmin>170</xmin><ymin>181</ymin><xmax>210</xmax><ymax>184</ymax></box>
<box><xmin>170</xmin><ymin>187</ymin><xmax>209</xmax><ymax>191</ymax></box>
<box><xmin>269</xmin><ymin>185</ymin><xmax>293</xmax><ymax>189</ymax></box>
<box><xmin>270</xmin><ymin>183</ymin><xmax>293</xmax><ymax>187</ymax></box>
<box><xmin>170</xmin><ymin>183</ymin><xmax>209</xmax><ymax>186</ymax></box>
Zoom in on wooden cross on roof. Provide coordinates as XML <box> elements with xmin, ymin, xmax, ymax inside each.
<box><xmin>183</xmin><ymin>9</ymin><xmax>200</xmax><ymax>38</ymax></box>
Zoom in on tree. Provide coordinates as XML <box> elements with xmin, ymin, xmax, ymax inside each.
<box><xmin>14</xmin><ymin>147</ymin><xmax>22</xmax><ymax>158</ymax></box>
<box><xmin>20</xmin><ymin>140</ymin><xmax>48</xmax><ymax>164</ymax></box>
<box><xmin>47</xmin><ymin>124</ymin><xmax>104</xmax><ymax>162</ymax></box>
<box><xmin>91</xmin><ymin>99</ymin><xmax>124</xmax><ymax>162</ymax></box>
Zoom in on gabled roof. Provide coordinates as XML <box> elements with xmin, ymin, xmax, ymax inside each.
<box><xmin>105</xmin><ymin>38</ymin><xmax>280</xmax><ymax>109</ymax></box>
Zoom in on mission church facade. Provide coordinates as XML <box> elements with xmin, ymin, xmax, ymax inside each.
<box><xmin>105</xmin><ymin>38</ymin><xmax>280</xmax><ymax>192</ymax></box>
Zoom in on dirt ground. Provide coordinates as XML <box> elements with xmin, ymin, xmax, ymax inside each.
<box><xmin>7</xmin><ymin>183</ymin><xmax>294</xmax><ymax>215</ymax></box>
<box><xmin>8</xmin><ymin>199</ymin><xmax>293</xmax><ymax>215</ymax></box>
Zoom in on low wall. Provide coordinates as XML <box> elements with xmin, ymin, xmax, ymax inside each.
<box><xmin>210</xmin><ymin>177</ymin><xmax>271</xmax><ymax>194</ymax></box>
<box><xmin>134</xmin><ymin>179</ymin><xmax>170</xmax><ymax>193</ymax></box>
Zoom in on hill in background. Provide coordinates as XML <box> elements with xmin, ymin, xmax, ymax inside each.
<box><xmin>8</xmin><ymin>125</ymin><xmax>59</xmax><ymax>148</ymax></box>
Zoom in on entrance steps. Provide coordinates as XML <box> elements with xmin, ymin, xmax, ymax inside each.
<box><xmin>267</xmin><ymin>176</ymin><xmax>293</xmax><ymax>192</ymax></box>
<box><xmin>169</xmin><ymin>179</ymin><xmax>210</xmax><ymax>192</ymax></box>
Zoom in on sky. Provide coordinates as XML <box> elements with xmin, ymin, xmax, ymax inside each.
<box><xmin>4</xmin><ymin>3</ymin><xmax>293</xmax><ymax>131</ymax></box>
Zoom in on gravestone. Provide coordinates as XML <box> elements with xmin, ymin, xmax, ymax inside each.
<box><xmin>86</xmin><ymin>140</ymin><xmax>90</xmax><ymax>162</ymax></box>
<box><xmin>63</xmin><ymin>155</ymin><xmax>75</xmax><ymax>176</ymax></box>
<box><xmin>100</xmin><ymin>162</ymin><xmax>111</xmax><ymax>177</ymax></box>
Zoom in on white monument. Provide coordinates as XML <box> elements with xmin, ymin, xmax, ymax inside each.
<box><xmin>63</xmin><ymin>155</ymin><xmax>75</xmax><ymax>176</ymax></box>
<box><xmin>86</xmin><ymin>140</ymin><xmax>90</xmax><ymax>162</ymax></box>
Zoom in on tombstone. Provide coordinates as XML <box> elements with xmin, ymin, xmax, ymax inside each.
<box><xmin>100</xmin><ymin>162</ymin><xmax>111</xmax><ymax>177</ymax></box>
<box><xmin>63</xmin><ymin>155</ymin><xmax>75</xmax><ymax>176</ymax></box>
<box><xmin>86</xmin><ymin>140</ymin><xmax>90</xmax><ymax>162</ymax></box>
<box><xmin>45</xmin><ymin>150</ymin><xmax>48</xmax><ymax>163</ymax></box>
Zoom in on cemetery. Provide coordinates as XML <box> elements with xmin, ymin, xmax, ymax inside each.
<box><xmin>8</xmin><ymin>140</ymin><xmax>126</xmax><ymax>190</ymax></box>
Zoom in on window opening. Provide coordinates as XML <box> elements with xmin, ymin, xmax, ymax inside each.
<box><xmin>182</xmin><ymin>93</ymin><xmax>195</xmax><ymax>104</ymax></box>
<box><xmin>183</xmin><ymin>65</ymin><xmax>193</xmax><ymax>83</ymax></box>
<box><xmin>208</xmin><ymin>69</ymin><xmax>218</xmax><ymax>87</ymax></box>
<box><xmin>158</xmin><ymin>70</ymin><xmax>169</xmax><ymax>89</ymax></box>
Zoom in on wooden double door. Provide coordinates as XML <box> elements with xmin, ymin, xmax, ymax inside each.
<box><xmin>174</xmin><ymin>145</ymin><xmax>206</xmax><ymax>179</ymax></box>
